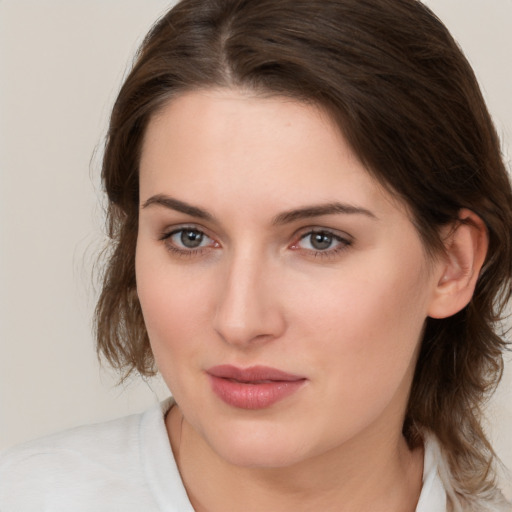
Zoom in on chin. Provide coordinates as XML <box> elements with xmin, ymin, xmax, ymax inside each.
<box><xmin>198</xmin><ymin>419</ymin><xmax>318</xmax><ymax>469</ymax></box>
<box><xmin>213</xmin><ymin>439</ymin><xmax>307</xmax><ymax>469</ymax></box>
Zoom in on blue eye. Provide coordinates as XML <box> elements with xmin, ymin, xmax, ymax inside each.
<box><xmin>295</xmin><ymin>230</ymin><xmax>351</xmax><ymax>254</ymax></box>
<box><xmin>302</xmin><ymin>232</ymin><xmax>336</xmax><ymax>250</ymax></box>
<box><xmin>173</xmin><ymin>228</ymin><xmax>207</xmax><ymax>249</ymax></box>
<box><xmin>160</xmin><ymin>227</ymin><xmax>217</xmax><ymax>255</ymax></box>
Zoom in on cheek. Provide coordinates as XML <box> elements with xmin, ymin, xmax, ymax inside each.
<box><xmin>135</xmin><ymin>247</ymin><xmax>211</xmax><ymax>370</ymax></box>
<box><xmin>291</xmin><ymin>274</ymin><xmax>428</xmax><ymax>439</ymax></box>
<box><xmin>288</xmin><ymin>252</ymin><xmax>431</xmax><ymax>389</ymax></box>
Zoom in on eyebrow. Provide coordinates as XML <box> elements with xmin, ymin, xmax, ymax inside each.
<box><xmin>141</xmin><ymin>194</ymin><xmax>215</xmax><ymax>221</ymax></box>
<box><xmin>272</xmin><ymin>202</ymin><xmax>377</xmax><ymax>225</ymax></box>
<box><xmin>141</xmin><ymin>194</ymin><xmax>377</xmax><ymax>224</ymax></box>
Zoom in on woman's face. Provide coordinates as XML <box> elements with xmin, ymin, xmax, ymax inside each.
<box><xmin>136</xmin><ymin>89</ymin><xmax>443</xmax><ymax>468</ymax></box>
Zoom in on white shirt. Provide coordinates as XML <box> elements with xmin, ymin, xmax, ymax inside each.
<box><xmin>0</xmin><ymin>398</ymin><xmax>465</xmax><ymax>511</ymax></box>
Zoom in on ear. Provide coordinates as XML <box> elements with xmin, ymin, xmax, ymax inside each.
<box><xmin>427</xmin><ymin>209</ymin><xmax>488</xmax><ymax>319</ymax></box>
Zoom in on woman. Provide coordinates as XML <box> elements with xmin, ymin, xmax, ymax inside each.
<box><xmin>1</xmin><ymin>0</ymin><xmax>511</xmax><ymax>510</ymax></box>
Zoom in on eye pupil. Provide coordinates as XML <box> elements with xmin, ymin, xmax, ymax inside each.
<box><xmin>311</xmin><ymin>232</ymin><xmax>333</xmax><ymax>250</ymax></box>
<box><xmin>181</xmin><ymin>229</ymin><xmax>203</xmax><ymax>248</ymax></box>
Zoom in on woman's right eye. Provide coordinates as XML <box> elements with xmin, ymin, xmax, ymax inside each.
<box><xmin>160</xmin><ymin>227</ymin><xmax>219</xmax><ymax>255</ymax></box>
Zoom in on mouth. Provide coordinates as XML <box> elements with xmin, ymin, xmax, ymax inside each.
<box><xmin>206</xmin><ymin>365</ymin><xmax>307</xmax><ymax>410</ymax></box>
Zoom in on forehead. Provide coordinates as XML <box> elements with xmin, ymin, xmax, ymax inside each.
<box><xmin>139</xmin><ymin>88</ymin><xmax>404</xmax><ymax>219</ymax></box>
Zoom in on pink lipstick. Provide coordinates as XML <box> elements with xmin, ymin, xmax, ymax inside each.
<box><xmin>206</xmin><ymin>365</ymin><xmax>306</xmax><ymax>410</ymax></box>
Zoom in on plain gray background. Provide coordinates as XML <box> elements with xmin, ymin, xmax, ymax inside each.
<box><xmin>0</xmin><ymin>0</ymin><xmax>511</xmax><ymax>496</ymax></box>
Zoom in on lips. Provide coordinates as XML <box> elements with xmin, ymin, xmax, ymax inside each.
<box><xmin>206</xmin><ymin>365</ymin><xmax>306</xmax><ymax>410</ymax></box>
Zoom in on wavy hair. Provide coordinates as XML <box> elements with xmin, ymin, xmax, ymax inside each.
<box><xmin>95</xmin><ymin>0</ymin><xmax>512</xmax><ymax>503</ymax></box>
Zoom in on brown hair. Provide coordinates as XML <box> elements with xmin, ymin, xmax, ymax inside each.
<box><xmin>95</xmin><ymin>0</ymin><xmax>512</xmax><ymax>501</ymax></box>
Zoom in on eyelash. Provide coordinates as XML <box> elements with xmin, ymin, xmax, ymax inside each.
<box><xmin>159</xmin><ymin>226</ymin><xmax>218</xmax><ymax>258</ymax></box>
<box><xmin>158</xmin><ymin>226</ymin><xmax>353</xmax><ymax>260</ymax></box>
<box><xmin>290</xmin><ymin>229</ymin><xmax>352</xmax><ymax>259</ymax></box>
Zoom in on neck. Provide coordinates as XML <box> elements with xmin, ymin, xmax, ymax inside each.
<box><xmin>167</xmin><ymin>405</ymin><xmax>424</xmax><ymax>512</ymax></box>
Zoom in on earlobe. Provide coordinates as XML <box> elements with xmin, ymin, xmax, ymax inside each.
<box><xmin>427</xmin><ymin>209</ymin><xmax>488</xmax><ymax>319</ymax></box>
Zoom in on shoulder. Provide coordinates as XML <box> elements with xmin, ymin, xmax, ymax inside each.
<box><xmin>424</xmin><ymin>433</ymin><xmax>512</xmax><ymax>512</ymax></box>
<box><xmin>0</xmin><ymin>399</ymin><xmax>174</xmax><ymax>511</ymax></box>
<box><xmin>1</xmin><ymin>409</ymin><xmax>140</xmax><ymax>471</ymax></box>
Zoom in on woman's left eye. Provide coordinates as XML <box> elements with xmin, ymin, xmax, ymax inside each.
<box><xmin>291</xmin><ymin>230</ymin><xmax>352</xmax><ymax>255</ymax></box>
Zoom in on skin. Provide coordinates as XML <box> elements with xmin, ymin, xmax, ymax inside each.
<box><xmin>136</xmin><ymin>89</ymin><xmax>486</xmax><ymax>511</ymax></box>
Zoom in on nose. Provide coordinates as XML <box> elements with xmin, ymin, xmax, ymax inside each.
<box><xmin>213</xmin><ymin>250</ymin><xmax>286</xmax><ymax>348</ymax></box>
